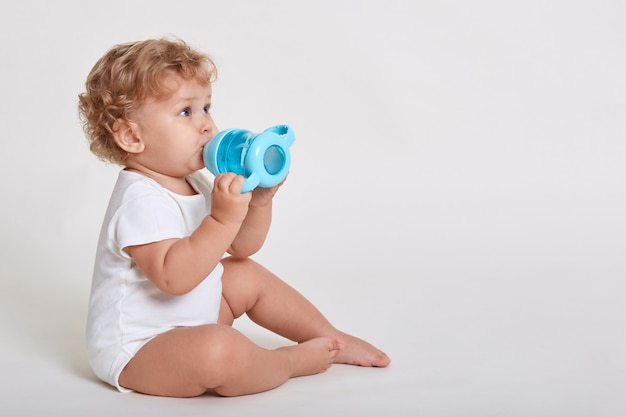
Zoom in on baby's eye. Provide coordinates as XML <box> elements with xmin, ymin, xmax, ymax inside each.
<box><xmin>179</xmin><ymin>107</ymin><xmax>191</xmax><ymax>117</ymax></box>
<box><xmin>203</xmin><ymin>105</ymin><xmax>211</xmax><ymax>115</ymax></box>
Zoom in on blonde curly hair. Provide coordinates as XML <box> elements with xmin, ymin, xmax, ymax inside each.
<box><xmin>78</xmin><ymin>37</ymin><xmax>217</xmax><ymax>165</ymax></box>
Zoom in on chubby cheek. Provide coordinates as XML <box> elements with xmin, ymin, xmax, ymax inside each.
<box><xmin>194</xmin><ymin>151</ymin><xmax>207</xmax><ymax>170</ymax></box>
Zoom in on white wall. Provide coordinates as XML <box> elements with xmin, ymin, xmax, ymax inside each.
<box><xmin>1</xmin><ymin>1</ymin><xmax>624</xmax><ymax>414</ymax></box>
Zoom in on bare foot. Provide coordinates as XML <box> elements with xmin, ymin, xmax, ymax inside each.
<box><xmin>279</xmin><ymin>337</ymin><xmax>341</xmax><ymax>377</ymax></box>
<box><xmin>332</xmin><ymin>332</ymin><xmax>391</xmax><ymax>367</ymax></box>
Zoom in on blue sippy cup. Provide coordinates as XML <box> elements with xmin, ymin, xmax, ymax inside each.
<box><xmin>203</xmin><ymin>125</ymin><xmax>295</xmax><ymax>193</ymax></box>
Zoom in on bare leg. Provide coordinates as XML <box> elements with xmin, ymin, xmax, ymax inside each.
<box><xmin>119</xmin><ymin>324</ymin><xmax>340</xmax><ymax>397</ymax></box>
<box><xmin>219</xmin><ymin>257</ymin><xmax>391</xmax><ymax>368</ymax></box>
<box><xmin>119</xmin><ymin>257</ymin><xmax>388</xmax><ymax>398</ymax></box>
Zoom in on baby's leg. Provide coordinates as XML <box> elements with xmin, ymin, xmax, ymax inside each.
<box><xmin>220</xmin><ymin>257</ymin><xmax>391</xmax><ymax>368</ymax></box>
<box><xmin>118</xmin><ymin>324</ymin><xmax>340</xmax><ymax>397</ymax></box>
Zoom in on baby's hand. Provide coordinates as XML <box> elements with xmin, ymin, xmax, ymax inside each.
<box><xmin>211</xmin><ymin>173</ymin><xmax>252</xmax><ymax>226</ymax></box>
<box><xmin>249</xmin><ymin>176</ymin><xmax>286</xmax><ymax>208</ymax></box>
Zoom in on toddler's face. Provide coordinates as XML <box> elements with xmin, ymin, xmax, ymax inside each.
<box><xmin>132</xmin><ymin>74</ymin><xmax>217</xmax><ymax>178</ymax></box>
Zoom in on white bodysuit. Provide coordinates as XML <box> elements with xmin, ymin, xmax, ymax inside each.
<box><xmin>86</xmin><ymin>170</ymin><xmax>223</xmax><ymax>392</ymax></box>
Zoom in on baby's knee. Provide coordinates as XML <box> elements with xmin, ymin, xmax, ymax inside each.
<box><xmin>221</xmin><ymin>256</ymin><xmax>267</xmax><ymax>279</ymax></box>
<box><xmin>196</xmin><ymin>324</ymin><xmax>246</xmax><ymax>365</ymax></box>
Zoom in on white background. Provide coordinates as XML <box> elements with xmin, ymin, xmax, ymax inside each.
<box><xmin>0</xmin><ymin>1</ymin><xmax>624</xmax><ymax>416</ymax></box>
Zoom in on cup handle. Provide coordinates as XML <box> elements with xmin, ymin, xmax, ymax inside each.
<box><xmin>241</xmin><ymin>172</ymin><xmax>260</xmax><ymax>193</ymax></box>
<box><xmin>264</xmin><ymin>125</ymin><xmax>295</xmax><ymax>146</ymax></box>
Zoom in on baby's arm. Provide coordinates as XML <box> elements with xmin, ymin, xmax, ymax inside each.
<box><xmin>127</xmin><ymin>173</ymin><xmax>251</xmax><ymax>296</ymax></box>
<box><xmin>227</xmin><ymin>180</ymin><xmax>284</xmax><ymax>257</ymax></box>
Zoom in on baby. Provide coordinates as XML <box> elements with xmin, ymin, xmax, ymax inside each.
<box><xmin>78</xmin><ymin>37</ymin><xmax>390</xmax><ymax>397</ymax></box>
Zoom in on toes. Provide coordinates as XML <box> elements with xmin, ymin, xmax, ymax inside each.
<box><xmin>331</xmin><ymin>338</ymin><xmax>343</xmax><ymax>351</ymax></box>
<box><xmin>371</xmin><ymin>351</ymin><xmax>391</xmax><ymax>367</ymax></box>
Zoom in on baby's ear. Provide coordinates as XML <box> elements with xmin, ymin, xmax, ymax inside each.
<box><xmin>113</xmin><ymin>119</ymin><xmax>144</xmax><ymax>154</ymax></box>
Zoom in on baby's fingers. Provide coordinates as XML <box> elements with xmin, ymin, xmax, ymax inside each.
<box><xmin>214</xmin><ymin>173</ymin><xmax>245</xmax><ymax>194</ymax></box>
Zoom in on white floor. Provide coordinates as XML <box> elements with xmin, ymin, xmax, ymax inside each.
<box><xmin>2</xmin><ymin>258</ymin><xmax>625</xmax><ymax>416</ymax></box>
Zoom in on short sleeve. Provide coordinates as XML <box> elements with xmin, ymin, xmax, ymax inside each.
<box><xmin>109</xmin><ymin>187</ymin><xmax>186</xmax><ymax>256</ymax></box>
